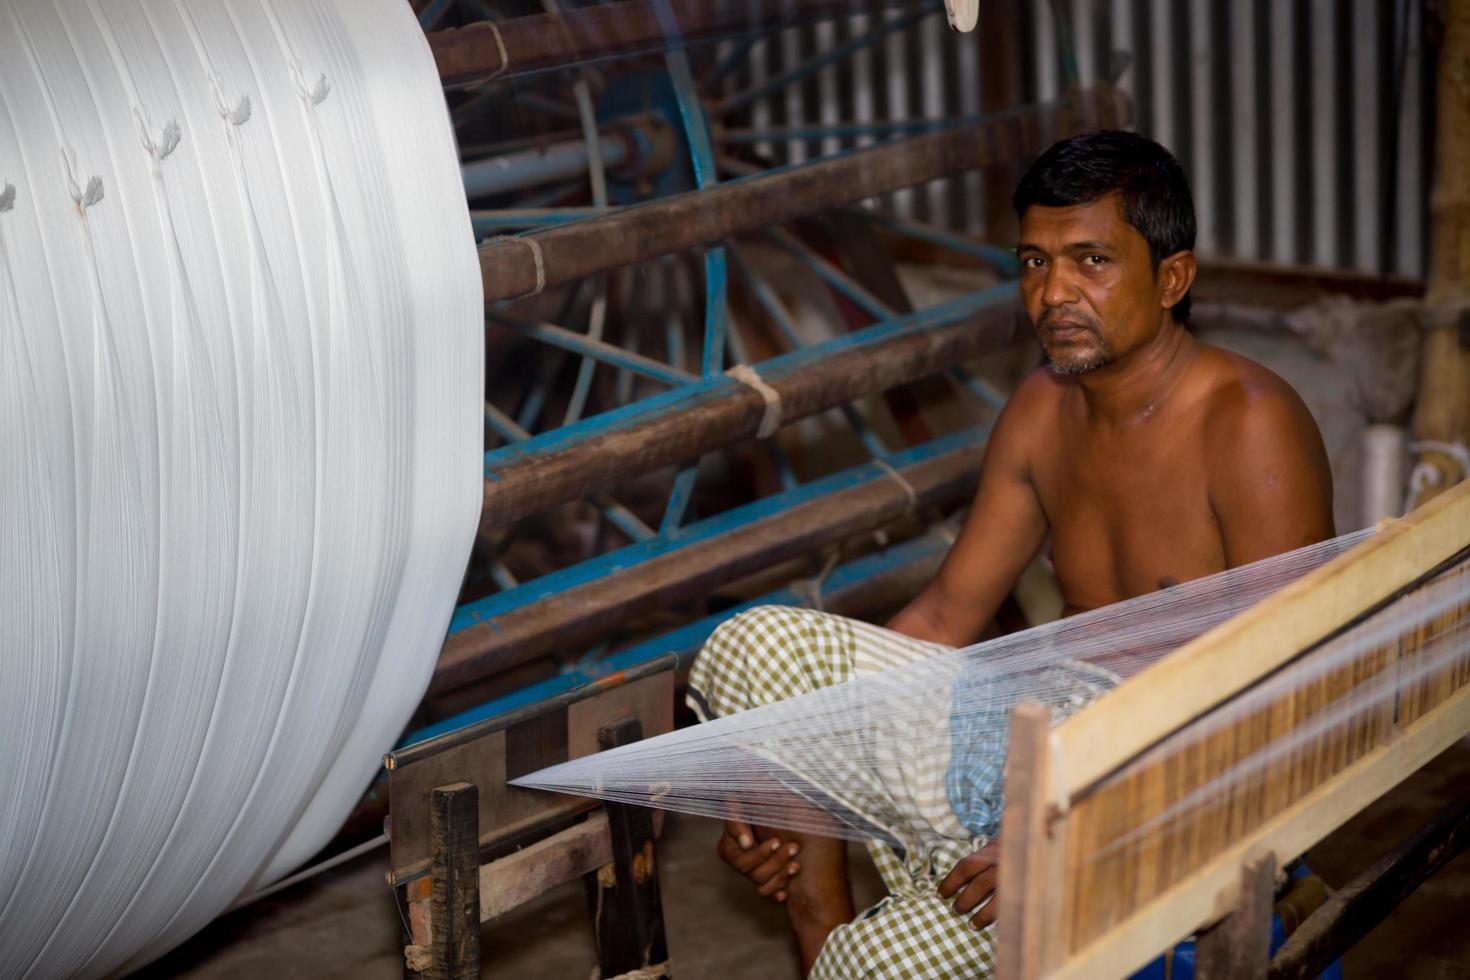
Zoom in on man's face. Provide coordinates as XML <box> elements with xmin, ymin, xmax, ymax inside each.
<box><xmin>1017</xmin><ymin>193</ymin><xmax>1166</xmax><ymax>375</ymax></box>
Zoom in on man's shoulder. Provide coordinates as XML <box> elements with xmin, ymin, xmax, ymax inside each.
<box><xmin>1193</xmin><ymin>344</ymin><xmax>1320</xmax><ymax>449</ymax></box>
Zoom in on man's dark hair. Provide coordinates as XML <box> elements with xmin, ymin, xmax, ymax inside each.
<box><xmin>1012</xmin><ymin>130</ymin><xmax>1197</xmax><ymax>323</ymax></box>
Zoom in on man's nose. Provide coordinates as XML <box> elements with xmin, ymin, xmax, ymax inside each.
<box><xmin>1041</xmin><ymin>263</ymin><xmax>1075</xmax><ymax>307</ymax></box>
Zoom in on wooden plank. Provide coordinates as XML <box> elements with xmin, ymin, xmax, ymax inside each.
<box><xmin>586</xmin><ymin>719</ymin><xmax>669</xmax><ymax>977</ymax></box>
<box><xmin>478</xmin><ymin>809</ymin><xmax>667</xmax><ymax>922</ymax></box>
<box><xmin>996</xmin><ymin>702</ymin><xmax>1068</xmax><ymax>980</ymax></box>
<box><xmin>1056</xmin><ymin>480</ymin><xmax>1470</xmax><ymax>799</ymax></box>
<box><xmin>429</xmin><ymin>783</ymin><xmax>480</xmax><ymax>980</ymax></box>
<box><xmin>388</xmin><ymin>669</ymin><xmax>674</xmax><ymax>883</ymax></box>
<box><xmin>1194</xmin><ymin>854</ymin><xmax>1276</xmax><ymax>980</ymax></box>
<box><xmin>1268</xmin><ymin>789</ymin><xmax>1470</xmax><ymax>980</ymax></box>
<box><xmin>1045</xmin><ymin>680</ymin><xmax>1470</xmax><ymax>980</ymax></box>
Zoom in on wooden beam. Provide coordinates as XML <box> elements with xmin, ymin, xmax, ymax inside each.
<box><xmin>1047</xmin><ymin>681</ymin><xmax>1470</xmax><ymax>980</ymax></box>
<box><xmin>429</xmin><ymin>0</ymin><xmax>854</xmax><ymax>87</ymax></box>
<box><xmin>479</xmin><ymin>298</ymin><xmax>1016</xmax><ymax>535</ymax></box>
<box><xmin>429</xmin><ymin>783</ymin><xmax>480</xmax><ymax>980</ymax></box>
<box><xmin>995</xmin><ymin>702</ymin><xmax>1068</xmax><ymax>980</ymax></box>
<box><xmin>1268</xmin><ymin>790</ymin><xmax>1470</xmax><ymax>980</ymax></box>
<box><xmin>441</xmin><ymin>441</ymin><xmax>982</xmax><ymax>695</ymax></box>
<box><xmin>586</xmin><ymin>719</ymin><xmax>669</xmax><ymax>977</ymax></box>
<box><xmin>1056</xmin><ymin>479</ymin><xmax>1470</xmax><ymax>800</ymax></box>
<box><xmin>1195</xmin><ymin>854</ymin><xmax>1277</xmax><ymax>980</ymax></box>
<box><xmin>477</xmin><ymin>87</ymin><xmax>1127</xmax><ymax>302</ymax></box>
<box><xmin>1411</xmin><ymin>0</ymin><xmax>1470</xmax><ymax>503</ymax></box>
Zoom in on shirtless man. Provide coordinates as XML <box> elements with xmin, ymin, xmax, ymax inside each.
<box><xmin>705</xmin><ymin>131</ymin><xmax>1335</xmax><ymax>977</ymax></box>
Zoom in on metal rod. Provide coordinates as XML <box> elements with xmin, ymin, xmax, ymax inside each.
<box><xmin>488</xmin><ymin>309</ymin><xmax>697</xmax><ymax>386</ymax></box>
<box><xmin>478</xmin><ymin>285</ymin><xmax>1019</xmax><ymax>534</ymax></box>
<box><xmin>717</xmin><ymin>3</ymin><xmax>940</xmax><ymax>116</ymax></box>
<box><xmin>478</xmin><ymin>87</ymin><xmax>1128</xmax><ymax>302</ymax></box>
<box><xmin>764</xmin><ymin>226</ymin><xmax>897</xmax><ymax>321</ymax></box>
<box><xmin>484</xmin><ymin>402</ymin><xmax>653</xmax><ymax>543</ymax></box>
<box><xmin>462</xmin><ymin>133</ymin><xmax>632</xmax><ymax>199</ymax></box>
<box><xmin>850</xmin><ymin>208</ymin><xmax>1022</xmax><ymax>277</ymax></box>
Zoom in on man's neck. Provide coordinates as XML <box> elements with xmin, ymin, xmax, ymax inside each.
<box><xmin>1072</xmin><ymin>319</ymin><xmax>1195</xmax><ymax>432</ymax></box>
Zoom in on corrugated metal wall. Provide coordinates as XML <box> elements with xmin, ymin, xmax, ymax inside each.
<box><xmin>715</xmin><ymin>0</ymin><xmax>1434</xmax><ymax>278</ymax></box>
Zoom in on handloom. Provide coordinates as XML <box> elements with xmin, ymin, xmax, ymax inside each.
<box><xmin>516</xmin><ymin>480</ymin><xmax>1470</xmax><ymax>977</ymax></box>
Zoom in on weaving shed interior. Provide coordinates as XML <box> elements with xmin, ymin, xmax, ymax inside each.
<box><xmin>6</xmin><ymin>0</ymin><xmax>1469</xmax><ymax>977</ymax></box>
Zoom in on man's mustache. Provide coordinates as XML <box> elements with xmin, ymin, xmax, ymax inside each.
<box><xmin>1037</xmin><ymin>310</ymin><xmax>1100</xmax><ymax>333</ymax></box>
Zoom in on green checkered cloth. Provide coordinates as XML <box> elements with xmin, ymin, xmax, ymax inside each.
<box><xmin>687</xmin><ymin>605</ymin><xmax>996</xmax><ymax>980</ymax></box>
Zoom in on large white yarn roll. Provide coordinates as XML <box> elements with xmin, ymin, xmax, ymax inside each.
<box><xmin>0</xmin><ymin>1</ymin><xmax>481</xmax><ymax>976</ymax></box>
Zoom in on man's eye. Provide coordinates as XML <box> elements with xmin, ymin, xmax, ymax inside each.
<box><xmin>1022</xmin><ymin>256</ymin><xmax>1045</xmax><ymax>269</ymax></box>
<box><xmin>1082</xmin><ymin>254</ymin><xmax>1107</xmax><ymax>267</ymax></box>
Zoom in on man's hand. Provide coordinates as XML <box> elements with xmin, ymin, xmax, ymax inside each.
<box><xmin>938</xmin><ymin>840</ymin><xmax>999</xmax><ymax>928</ymax></box>
<box><xmin>716</xmin><ymin>818</ymin><xmax>801</xmax><ymax>903</ymax></box>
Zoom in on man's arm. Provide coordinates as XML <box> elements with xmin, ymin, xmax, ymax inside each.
<box><xmin>1207</xmin><ymin>380</ymin><xmax>1336</xmax><ymax>563</ymax></box>
<box><xmin>886</xmin><ymin>375</ymin><xmax>1052</xmax><ymax>646</ymax></box>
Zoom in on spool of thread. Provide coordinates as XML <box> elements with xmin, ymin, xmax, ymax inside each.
<box><xmin>1361</xmin><ymin>424</ymin><xmax>1407</xmax><ymax>526</ymax></box>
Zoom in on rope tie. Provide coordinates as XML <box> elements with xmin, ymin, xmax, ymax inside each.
<box><xmin>793</xmin><ymin>551</ymin><xmax>841</xmax><ymax>613</ymax></box>
<box><xmin>1403</xmin><ymin>440</ymin><xmax>1470</xmax><ymax>513</ymax></box>
<box><xmin>457</xmin><ymin>21</ymin><xmax>511</xmax><ymax>91</ymax></box>
<box><xmin>725</xmin><ymin>364</ymin><xmax>783</xmax><ymax>438</ymax></box>
<box><xmin>873</xmin><ymin>458</ymin><xmax>919</xmax><ymax>513</ymax></box>
<box><xmin>489</xmin><ymin>234</ymin><xmax>545</xmax><ymax>297</ymax></box>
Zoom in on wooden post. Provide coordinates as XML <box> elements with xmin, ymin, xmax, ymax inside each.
<box><xmin>1269</xmin><ymin>792</ymin><xmax>1470</xmax><ymax>980</ymax></box>
<box><xmin>1194</xmin><ymin>853</ymin><xmax>1277</xmax><ymax>980</ymax></box>
<box><xmin>996</xmin><ymin>702</ymin><xmax>1067</xmax><ymax>980</ymax></box>
<box><xmin>1411</xmin><ymin>0</ymin><xmax>1470</xmax><ymax>504</ymax></box>
<box><xmin>585</xmin><ymin>718</ymin><xmax>670</xmax><ymax>978</ymax></box>
<box><xmin>429</xmin><ymin>783</ymin><xmax>481</xmax><ymax>980</ymax></box>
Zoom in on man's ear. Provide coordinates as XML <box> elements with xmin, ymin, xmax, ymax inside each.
<box><xmin>1158</xmin><ymin>250</ymin><xmax>1196</xmax><ymax>314</ymax></box>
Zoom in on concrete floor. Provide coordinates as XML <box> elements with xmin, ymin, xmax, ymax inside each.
<box><xmin>151</xmin><ymin>743</ymin><xmax>1470</xmax><ymax>979</ymax></box>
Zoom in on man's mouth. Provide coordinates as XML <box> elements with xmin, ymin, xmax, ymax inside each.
<box><xmin>1043</xmin><ymin>321</ymin><xmax>1093</xmax><ymax>342</ymax></box>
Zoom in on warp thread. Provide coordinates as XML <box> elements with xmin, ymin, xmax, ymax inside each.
<box><xmin>489</xmin><ymin>234</ymin><xmax>547</xmax><ymax>297</ymax></box>
<box><xmin>725</xmin><ymin>363</ymin><xmax>783</xmax><ymax>438</ymax></box>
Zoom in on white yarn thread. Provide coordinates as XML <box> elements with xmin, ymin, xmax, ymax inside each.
<box><xmin>514</xmin><ymin>532</ymin><xmax>1390</xmax><ymax>848</ymax></box>
<box><xmin>0</xmin><ymin>2</ymin><xmax>481</xmax><ymax>977</ymax></box>
<box><xmin>726</xmin><ymin>363</ymin><xmax>783</xmax><ymax>438</ymax></box>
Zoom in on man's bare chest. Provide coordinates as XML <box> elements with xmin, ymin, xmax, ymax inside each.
<box><xmin>1032</xmin><ymin>425</ymin><xmax>1227</xmax><ymax>610</ymax></box>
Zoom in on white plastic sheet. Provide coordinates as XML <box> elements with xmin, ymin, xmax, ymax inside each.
<box><xmin>0</xmin><ymin>0</ymin><xmax>482</xmax><ymax>975</ymax></box>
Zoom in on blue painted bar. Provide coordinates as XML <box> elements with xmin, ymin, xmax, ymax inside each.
<box><xmin>456</xmin><ymin>425</ymin><xmax>986</xmax><ymax>632</ymax></box>
<box><xmin>855</xmin><ymin>210</ymin><xmax>1022</xmax><ymax>278</ymax></box>
<box><xmin>660</xmin><ymin>463</ymin><xmax>699</xmax><ymax>537</ymax></box>
<box><xmin>489</xmin><ymin>311</ymin><xmax>698</xmax><ymax>387</ymax></box>
<box><xmin>723</xmin><ymin>116</ymin><xmax>995</xmax><ymax>143</ymax></box>
<box><xmin>700</xmin><ymin>32</ymin><xmax>762</xmax><ymax>94</ymax></box>
<box><xmin>766</xmin><ymin>228</ymin><xmax>896</xmax><ymax>321</ymax></box>
<box><xmin>401</xmin><ymin>528</ymin><xmax>955</xmax><ymax>748</ymax></box>
<box><xmin>948</xmin><ymin>366</ymin><xmax>1010</xmax><ymax>413</ymax></box>
<box><xmin>483</xmin><ymin>282</ymin><xmax>1018</xmax><ymax>476</ymax></box>
<box><xmin>471</xmin><ymin>209</ymin><xmax>612</xmax><ymax>234</ymax></box>
<box><xmin>417</xmin><ymin>0</ymin><xmax>453</xmax><ymax>30</ymax></box>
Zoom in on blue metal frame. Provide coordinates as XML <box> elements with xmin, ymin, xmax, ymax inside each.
<box><xmin>457</xmin><ymin>425</ymin><xmax>984</xmax><ymax>632</ymax></box>
<box><xmin>483</xmin><ymin>282</ymin><xmax>1017</xmax><ymax>476</ymax></box>
<box><xmin>403</xmin><ymin>524</ymin><xmax>957</xmax><ymax>748</ymax></box>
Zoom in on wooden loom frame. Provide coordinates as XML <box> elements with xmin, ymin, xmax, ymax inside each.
<box><xmin>995</xmin><ymin>479</ymin><xmax>1470</xmax><ymax>980</ymax></box>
